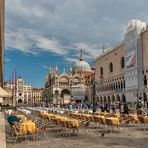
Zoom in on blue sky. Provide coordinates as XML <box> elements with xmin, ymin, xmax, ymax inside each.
<box><xmin>4</xmin><ymin>0</ymin><xmax>148</xmax><ymax>88</ymax></box>
<box><xmin>4</xmin><ymin>49</ymin><xmax>73</xmax><ymax>87</ymax></box>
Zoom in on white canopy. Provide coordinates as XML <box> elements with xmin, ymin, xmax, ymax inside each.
<box><xmin>0</xmin><ymin>87</ymin><xmax>11</xmax><ymax>97</ymax></box>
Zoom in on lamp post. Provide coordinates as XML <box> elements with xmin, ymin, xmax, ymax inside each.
<box><xmin>134</xmin><ymin>89</ymin><xmax>139</xmax><ymax>101</ymax></box>
<box><xmin>91</xmin><ymin>66</ymin><xmax>96</xmax><ymax>113</ymax></box>
<box><xmin>134</xmin><ymin>89</ymin><xmax>140</xmax><ymax>109</ymax></box>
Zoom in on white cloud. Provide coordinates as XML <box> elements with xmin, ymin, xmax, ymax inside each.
<box><xmin>5</xmin><ymin>0</ymin><xmax>148</xmax><ymax>63</ymax></box>
<box><xmin>5</xmin><ymin>28</ymin><xmax>67</xmax><ymax>55</ymax></box>
<box><xmin>72</xmin><ymin>42</ymin><xmax>112</xmax><ymax>59</ymax></box>
<box><xmin>34</xmin><ymin>63</ymin><xmax>50</xmax><ymax>70</ymax></box>
<box><xmin>36</xmin><ymin>36</ymin><xmax>67</xmax><ymax>55</ymax></box>
<box><xmin>41</xmin><ymin>65</ymin><xmax>49</xmax><ymax>69</ymax></box>
<box><xmin>5</xmin><ymin>58</ymin><xmax>11</xmax><ymax>63</ymax></box>
<box><xmin>65</xmin><ymin>57</ymin><xmax>78</xmax><ymax>63</ymax></box>
<box><xmin>5</xmin><ymin>30</ymin><xmax>34</xmax><ymax>54</ymax></box>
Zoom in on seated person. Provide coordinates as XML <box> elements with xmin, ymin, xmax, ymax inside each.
<box><xmin>7</xmin><ymin>111</ymin><xmax>20</xmax><ymax>127</ymax></box>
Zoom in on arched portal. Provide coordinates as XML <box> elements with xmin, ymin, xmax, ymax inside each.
<box><xmin>144</xmin><ymin>92</ymin><xmax>147</xmax><ymax>101</ymax></box>
<box><xmin>112</xmin><ymin>95</ymin><xmax>115</xmax><ymax>102</ymax></box>
<box><xmin>60</xmin><ymin>89</ymin><xmax>70</xmax><ymax>104</ymax></box>
<box><xmin>100</xmin><ymin>96</ymin><xmax>103</xmax><ymax>103</ymax></box>
<box><xmin>143</xmin><ymin>92</ymin><xmax>147</xmax><ymax>107</ymax></box>
<box><xmin>104</xmin><ymin>96</ymin><xmax>107</xmax><ymax>103</ymax></box>
<box><xmin>116</xmin><ymin>94</ymin><xmax>120</xmax><ymax>102</ymax></box>
<box><xmin>24</xmin><ymin>99</ymin><xmax>27</xmax><ymax>104</ymax></box>
<box><xmin>18</xmin><ymin>99</ymin><xmax>22</xmax><ymax>103</ymax></box>
<box><xmin>144</xmin><ymin>75</ymin><xmax>147</xmax><ymax>86</ymax></box>
<box><xmin>55</xmin><ymin>90</ymin><xmax>59</xmax><ymax>105</ymax></box>
<box><xmin>108</xmin><ymin>96</ymin><xmax>111</xmax><ymax>104</ymax></box>
<box><xmin>121</xmin><ymin>94</ymin><xmax>126</xmax><ymax>103</ymax></box>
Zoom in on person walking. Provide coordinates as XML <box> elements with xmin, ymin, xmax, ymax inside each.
<box><xmin>112</xmin><ymin>102</ymin><xmax>116</xmax><ymax>114</ymax></box>
<box><xmin>123</xmin><ymin>103</ymin><xmax>129</xmax><ymax>115</ymax></box>
<box><xmin>120</xmin><ymin>103</ymin><xmax>124</xmax><ymax>114</ymax></box>
<box><xmin>136</xmin><ymin>98</ymin><xmax>143</xmax><ymax>115</ymax></box>
<box><xmin>100</xmin><ymin>102</ymin><xmax>104</xmax><ymax>112</ymax></box>
<box><xmin>105</xmin><ymin>102</ymin><xmax>110</xmax><ymax>113</ymax></box>
<box><xmin>146</xmin><ymin>99</ymin><xmax>148</xmax><ymax>110</ymax></box>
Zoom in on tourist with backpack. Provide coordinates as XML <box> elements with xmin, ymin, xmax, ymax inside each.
<box><xmin>136</xmin><ymin>98</ymin><xmax>144</xmax><ymax>115</ymax></box>
<box><xmin>137</xmin><ymin>100</ymin><xmax>143</xmax><ymax>110</ymax></box>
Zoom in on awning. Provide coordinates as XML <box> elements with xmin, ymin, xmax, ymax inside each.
<box><xmin>0</xmin><ymin>87</ymin><xmax>11</xmax><ymax>97</ymax></box>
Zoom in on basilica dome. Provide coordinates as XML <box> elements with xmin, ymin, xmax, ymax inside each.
<box><xmin>72</xmin><ymin>49</ymin><xmax>91</xmax><ymax>73</ymax></box>
<box><xmin>73</xmin><ymin>60</ymin><xmax>91</xmax><ymax>72</ymax></box>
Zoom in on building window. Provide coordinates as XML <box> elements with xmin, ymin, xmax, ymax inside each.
<box><xmin>109</xmin><ymin>62</ymin><xmax>113</xmax><ymax>73</ymax></box>
<box><xmin>121</xmin><ymin>57</ymin><xmax>124</xmax><ymax>68</ymax></box>
<box><xmin>100</xmin><ymin>67</ymin><xmax>103</xmax><ymax>76</ymax></box>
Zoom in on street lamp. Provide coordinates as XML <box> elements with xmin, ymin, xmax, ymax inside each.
<box><xmin>134</xmin><ymin>89</ymin><xmax>139</xmax><ymax>101</ymax></box>
<box><xmin>91</xmin><ymin>66</ymin><xmax>96</xmax><ymax>113</ymax></box>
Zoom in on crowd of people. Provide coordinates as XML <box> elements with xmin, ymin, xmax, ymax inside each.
<box><xmin>50</xmin><ymin>97</ymin><xmax>148</xmax><ymax>115</ymax></box>
<box><xmin>6</xmin><ymin>98</ymin><xmax>148</xmax><ymax>138</ymax></box>
<box><xmin>62</xmin><ymin>101</ymin><xmax>130</xmax><ymax>115</ymax></box>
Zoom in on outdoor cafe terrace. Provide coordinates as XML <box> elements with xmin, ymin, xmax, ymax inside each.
<box><xmin>5</xmin><ymin>107</ymin><xmax>148</xmax><ymax>148</ymax></box>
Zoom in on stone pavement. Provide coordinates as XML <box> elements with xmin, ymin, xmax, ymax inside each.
<box><xmin>6</xmin><ymin>123</ymin><xmax>148</xmax><ymax>148</ymax></box>
<box><xmin>0</xmin><ymin>112</ymin><xmax>6</xmax><ymax>148</ymax></box>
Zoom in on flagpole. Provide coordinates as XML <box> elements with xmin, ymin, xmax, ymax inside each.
<box><xmin>12</xmin><ymin>68</ymin><xmax>14</xmax><ymax>106</ymax></box>
<box><xmin>14</xmin><ymin>67</ymin><xmax>17</xmax><ymax>106</ymax></box>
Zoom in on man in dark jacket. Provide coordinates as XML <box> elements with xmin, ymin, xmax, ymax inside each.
<box><xmin>123</xmin><ymin>103</ymin><xmax>129</xmax><ymax>115</ymax></box>
<box><xmin>7</xmin><ymin>111</ymin><xmax>20</xmax><ymax>126</ymax></box>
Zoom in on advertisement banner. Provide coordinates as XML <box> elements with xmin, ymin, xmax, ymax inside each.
<box><xmin>124</xmin><ymin>27</ymin><xmax>138</xmax><ymax>91</ymax></box>
<box><xmin>125</xmin><ymin>49</ymin><xmax>136</xmax><ymax>69</ymax></box>
<box><xmin>124</xmin><ymin>20</ymin><xmax>146</xmax><ymax>101</ymax></box>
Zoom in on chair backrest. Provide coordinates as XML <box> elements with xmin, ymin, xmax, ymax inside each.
<box><xmin>59</xmin><ymin>120</ymin><xmax>65</xmax><ymax>127</ymax></box>
<box><xmin>100</xmin><ymin>117</ymin><xmax>106</xmax><ymax>125</ymax></box>
<box><xmin>138</xmin><ymin>116</ymin><xmax>145</xmax><ymax>124</ymax></box>
<box><xmin>93</xmin><ymin>116</ymin><xmax>100</xmax><ymax>123</ymax></box>
<box><xmin>88</xmin><ymin>116</ymin><xmax>94</xmax><ymax>122</ymax></box>
<box><xmin>12</xmin><ymin>124</ymin><xmax>26</xmax><ymax>136</ymax></box>
<box><xmin>82</xmin><ymin>121</ymin><xmax>89</xmax><ymax>128</ymax></box>
<box><xmin>105</xmin><ymin>119</ymin><xmax>112</xmax><ymax>126</ymax></box>
<box><xmin>7</xmin><ymin>120</ymin><xmax>13</xmax><ymax>127</ymax></box>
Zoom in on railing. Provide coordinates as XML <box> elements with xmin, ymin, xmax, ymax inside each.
<box><xmin>60</xmin><ymin>85</ymin><xmax>70</xmax><ymax>89</ymax></box>
<box><xmin>115</xmin><ymin>88</ymin><xmax>123</xmax><ymax>93</ymax></box>
<box><xmin>1</xmin><ymin>105</ymin><xmax>16</xmax><ymax>110</ymax></box>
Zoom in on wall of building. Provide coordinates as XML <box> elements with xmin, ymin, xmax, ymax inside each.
<box><xmin>95</xmin><ymin>26</ymin><xmax>148</xmax><ymax>104</ymax></box>
<box><xmin>95</xmin><ymin>44</ymin><xmax>124</xmax><ymax>82</ymax></box>
<box><xmin>32</xmin><ymin>88</ymin><xmax>43</xmax><ymax>103</ymax></box>
<box><xmin>0</xmin><ymin>0</ymin><xmax>4</xmax><ymax>87</ymax></box>
<box><xmin>142</xmin><ymin>29</ymin><xmax>148</xmax><ymax>99</ymax></box>
<box><xmin>142</xmin><ymin>29</ymin><xmax>148</xmax><ymax>69</ymax></box>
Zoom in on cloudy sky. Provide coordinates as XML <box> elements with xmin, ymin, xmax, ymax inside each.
<box><xmin>4</xmin><ymin>0</ymin><xmax>148</xmax><ymax>87</ymax></box>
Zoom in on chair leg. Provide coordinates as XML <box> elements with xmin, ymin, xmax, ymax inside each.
<box><xmin>65</xmin><ymin>129</ymin><xmax>69</xmax><ymax>137</ymax></box>
<box><xmin>14</xmin><ymin>136</ymin><xmax>18</xmax><ymax>144</ymax></box>
<box><xmin>25</xmin><ymin>134</ymin><xmax>28</xmax><ymax>143</ymax></box>
<box><xmin>68</xmin><ymin>129</ymin><xmax>71</xmax><ymax>137</ymax></box>
<box><xmin>35</xmin><ymin>132</ymin><xmax>40</xmax><ymax>141</ymax></box>
<box><xmin>143</xmin><ymin>124</ymin><xmax>145</xmax><ymax>133</ymax></box>
<box><xmin>44</xmin><ymin>131</ymin><xmax>48</xmax><ymax>141</ymax></box>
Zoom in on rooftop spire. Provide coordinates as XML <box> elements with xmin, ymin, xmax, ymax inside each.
<box><xmin>80</xmin><ymin>49</ymin><xmax>84</xmax><ymax>61</ymax></box>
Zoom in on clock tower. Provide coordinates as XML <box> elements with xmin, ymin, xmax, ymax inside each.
<box><xmin>16</xmin><ymin>78</ymin><xmax>24</xmax><ymax>103</ymax></box>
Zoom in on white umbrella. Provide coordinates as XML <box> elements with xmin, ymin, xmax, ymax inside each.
<box><xmin>0</xmin><ymin>87</ymin><xmax>11</xmax><ymax>97</ymax></box>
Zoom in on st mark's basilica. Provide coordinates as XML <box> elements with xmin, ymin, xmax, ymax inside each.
<box><xmin>44</xmin><ymin>50</ymin><xmax>94</xmax><ymax>105</ymax></box>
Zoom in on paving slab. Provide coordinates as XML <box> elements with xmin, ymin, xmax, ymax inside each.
<box><xmin>0</xmin><ymin>112</ymin><xmax>6</xmax><ymax>148</ymax></box>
